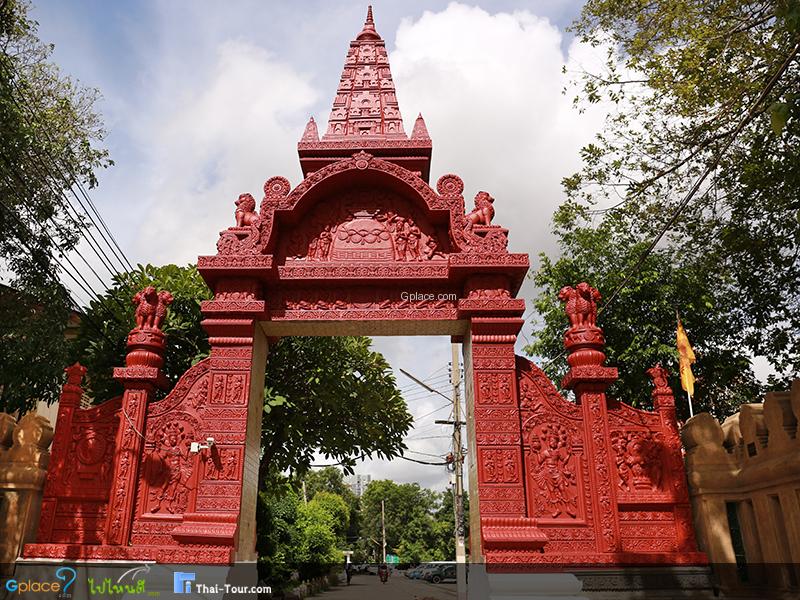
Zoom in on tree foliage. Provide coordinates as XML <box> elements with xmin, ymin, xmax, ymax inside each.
<box><xmin>72</xmin><ymin>264</ymin><xmax>412</xmax><ymax>486</ymax></box>
<box><xmin>256</xmin><ymin>488</ymin><xmax>349</xmax><ymax>588</ymax></box>
<box><xmin>0</xmin><ymin>0</ymin><xmax>111</xmax><ymax>413</ymax></box>
<box><xmin>359</xmin><ymin>480</ymin><xmax>462</xmax><ymax>563</ymax></box>
<box><xmin>529</xmin><ymin>0</ymin><xmax>800</xmax><ymax>418</ymax></box>
<box><xmin>303</xmin><ymin>467</ymin><xmax>360</xmax><ymax>543</ymax></box>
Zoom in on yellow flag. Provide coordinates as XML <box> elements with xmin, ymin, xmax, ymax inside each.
<box><xmin>676</xmin><ymin>316</ymin><xmax>696</xmax><ymax>396</ymax></box>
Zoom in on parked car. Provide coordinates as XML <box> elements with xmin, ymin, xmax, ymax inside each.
<box><xmin>407</xmin><ymin>563</ymin><xmax>433</xmax><ymax>579</ymax></box>
<box><xmin>424</xmin><ymin>563</ymin><xmax>457</xmax><ymax>584</ymax></box>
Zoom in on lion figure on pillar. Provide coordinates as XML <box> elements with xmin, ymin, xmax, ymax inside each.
<box><xmin>464</xmin><ymin>191</ymin><xmax>495</xmax><ymax>230</ymax></box>
<box><xmin>559</xmin><ymin>282</ymin><xmax>601</xmax><ymax>329</ymax></box>
<box><xmin>234</xmin><ymin>193</ymin><xmax>259</xmax><ymax>227</ymax></box>
<box><xmin>133</xmin><ymin>286</ymin><xmax>174</xmax><ymax>331</ymax></box>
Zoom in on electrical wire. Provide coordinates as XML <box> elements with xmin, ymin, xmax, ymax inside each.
<box><xmin>0</xmin><ymin>61</ymin><xmax>133</xmax><ymax>274</ymax></box>
<box><xmin>413</xmin><ymin>401</ymin><xmax>452</xmax><ymax>422</ymax></box>
<box><xmin>399</xmin><ymin>455</ymin><xmax>451</xmax><ymax>466</ymax></box>
<box><xmin>0</xmin><ymin>197</ymin><xmax>120</xmax><ymax>346</ymax></box>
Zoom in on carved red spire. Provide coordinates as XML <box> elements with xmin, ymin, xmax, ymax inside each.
<box><xmin>297</xmin><ymin>5</ymin><xmax>433</xmax><ymax>181</ymax></box>
<box><xmin>322</xmin><ymin>5</ymin><xmax>405</xmax><ymax>141</ymax></box>
<box><xmin>301</xmin><ymin>116</ymin><xmax>319</xmax><ymax>142</ymax></box>
<box><xmin>411</xmin><ymin>113</ymin><xmax>430</xmax><ymax>140</ymax></box>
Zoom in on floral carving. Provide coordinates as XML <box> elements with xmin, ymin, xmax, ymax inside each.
<box><xmin>436</xmin><ymin>173</ymin><xmax>464</xmax><ymax>196</ymax></box>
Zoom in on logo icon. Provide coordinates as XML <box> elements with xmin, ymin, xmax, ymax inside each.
<box><xmin>56</xmin><ymin>567</ymin><xmax>77</xmax><ymax>594</ymax></box>
<box><xmin>173</xmin><ymin>572</ymin><xmax>195</xmax><ymax>594</ymax></box>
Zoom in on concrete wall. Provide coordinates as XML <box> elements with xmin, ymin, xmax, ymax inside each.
<box><xmin>682</xmin><ymin>380</ymin><xmax>800</xmax><ymax>596</ymax></box>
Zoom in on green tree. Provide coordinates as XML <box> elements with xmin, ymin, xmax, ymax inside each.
<box><xmin>530</xmin><ymin>0</ymin><xmax>800</xmax><ymax>417</ymax></box>
<box><xmin>260</xmin><ymin>336</ymin><xmax>412</xmax><ymax>485</ymax></box>
<box><xmin>303</xmin><ymin>467</ymin><xmax>360</xmax><ymax>545</ymax></box>
<box><xmin>360</xmin><ymin>480</ymin><xmax>443</xmax><ymax>562</ymax></box>
<box><xmin>71</xmin><ymin>264</ymin><xmax>412</xmax><ymax>486</ymax></box>
<box><xmin>309</xmin><ymin>491</ymin><xmax>350</xmax><ymax>545</ymax></box>
<box><xmin>0</xmin><ymin>0</ymin><xmax>111</xmax><ymax>413</ymax></box>
<box><xmin>304</xmin><ymin>466</ymin><xmax>353</xmax><ymax>499</ymax></box>
<box><xmin>256</xmin><ymin>489</ymin><xmax>301</xmax><ymax>590</ymax></box>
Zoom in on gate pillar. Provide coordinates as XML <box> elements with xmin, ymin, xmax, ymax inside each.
<box><xmin>199</xmin><ymin>278</ymin><xmax>268</xmax><ymax>561</ymax></box>
<box><xmin>105</xmin><ymin>322</ymin><xmax>169</xmax><ymax>545</ymax></box>
<box><xmin>466</xmin><ymin>317</ymin><xmax>546</xmax><ymax>562</ymax></box>
<box><xmin>560</xmin><ymin>285</ymin><xmax>621</xmax><ymax>555</ymax></box>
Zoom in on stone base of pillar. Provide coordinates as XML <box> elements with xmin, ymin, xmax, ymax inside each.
<box><xmin>575</xmin><ymin>566</ymin><xmax>717</xmax><ymax>599</ymax></box>
<box><xmin>468</xmin><ymin>566</ymin><xmax>588</xmax><ymax>600</ymax></box>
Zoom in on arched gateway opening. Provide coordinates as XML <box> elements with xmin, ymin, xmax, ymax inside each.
<box><xmin>23</xmin><ymin>7</ymin><xmax>705</xmax><ymax>581</ymax></box>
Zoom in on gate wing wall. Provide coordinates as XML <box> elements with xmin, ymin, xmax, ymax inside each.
<box><xmin>509</xmin><ymin>355</ymin><xmax>703</xmax><ymax>565</ymax></box>
<box><xmin>22</xmin><ymin>9</ymin><xmax>706</xmax><ymax>567</ymax></box>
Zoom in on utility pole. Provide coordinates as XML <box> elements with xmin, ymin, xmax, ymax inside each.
<box><xmin>436</xmin><ymin>343</ymin><xmax>467</xmax><ymax>600</ymax></box>
<box><xmin>381</xmin><ymin>499</ymin><xmax>387</xmax><ymax>563</ymax></box>
<box><xmin>302</xmin><ymin>480</ymin><xmax>308</xmax><ymax>504</ymax></box>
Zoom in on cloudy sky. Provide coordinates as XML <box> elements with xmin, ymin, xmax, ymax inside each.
<box><xmin>33</xmin><ymin>0</ymin><xmax>611</xmax><ymax>491</ymax></box>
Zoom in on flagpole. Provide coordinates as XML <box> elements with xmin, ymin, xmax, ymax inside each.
<box><xmin>686</xmin><ymin>390</ymin><xmax>694</xmax><ymax>418</ymax></box>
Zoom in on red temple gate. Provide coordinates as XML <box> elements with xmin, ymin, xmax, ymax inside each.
<box><xmin>23</xmin><ymin>7</ymin><xmax>705</xmax><ymax>569</ymax></box>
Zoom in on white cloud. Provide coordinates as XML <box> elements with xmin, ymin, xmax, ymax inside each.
<box><xmin>129</xmin><ymin>39</ymin><xmax>317</xmax><ymax>263</ymax></box>
<box><xmin>390</xmin><ymin>3</ymin><xmax>606</xmax><ymax>266</ymax></box>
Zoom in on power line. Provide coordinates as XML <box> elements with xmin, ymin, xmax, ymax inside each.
<box><xmin>0</xmin><ymin>60</ymin><xmax>133</xmax><ymax>274</ymax></box>
<box><xmin>404</xmin><ymin>449</ymin><xmax>448</xmax><ymax>459</ymax></box>
<box><xmin>0</xmin><ymin>158</ymin><xmax>115</xmax><ymax>310</ymax></box>
<box><xmin>413</xmin><ymin>401</ymin><xmax>452</xmax><ymax>422</ymax></box>
<box><xmin>0</xmin><ymin>198</ymin><xmax>119</xmax><ymax>346</ymax></box>
<box><xmin>399</xmin><ymin>455</ymin><xmax>451</xmax><ymax>466</ymax></box>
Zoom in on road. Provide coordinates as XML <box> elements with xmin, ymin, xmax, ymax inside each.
<box><xmin>318</xmin><ymin>572</ymin><xmax>458</xmax><ymax>600</ymax></box>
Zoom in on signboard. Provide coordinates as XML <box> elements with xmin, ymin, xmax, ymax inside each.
<box><xmin>385</xmin><ymin>554</ymin><xmax>399</xmax><ymax>564</ymax></box>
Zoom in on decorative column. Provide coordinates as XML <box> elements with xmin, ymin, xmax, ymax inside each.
<box><xmin>648</xmin><ymin>364</ymin><xmax>697</xmax><ymax>552</ymax></box>
<box><xmin>0</xmin><ymin>412</ymin><xmax>54</xmax><ymax>572</ymax></box>
<box><xmin>560</xmin><ymin>283</ymin><xmax>621</xmax><ymax>554</ymax></box>
<box><xmin>37</xmin><ymin>363</ymin><xmax>84</xmax><ymax>542</ymax></box>
<box><xmin>105</xmin><ymin>287</ymin><xmax>172</xmax><ymax>545</ymax></box>
<box><xmin>467</xmin><ymin>317</ymin><xmax>546</xmax><ymax>561</ymax></box>
<box><xmin>199</xmin><ymin>277</ymin><xmax>268</xmax><ymax>561</ymax></box>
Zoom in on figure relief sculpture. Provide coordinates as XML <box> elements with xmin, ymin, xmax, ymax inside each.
<box><xmin>529</xmin><ymin>423</ymin><xmax>579</xmax><ymax>518</ymax></box>
<box><xmin>234</xmin><ymin>193</ymin><xmax>258</xmax><ymax>227</ymax></box>
<box><xmin>482</xmin><ymin>449</ymin><xmax>519</xmax><ymax>483</ymax></box>
<box><xmin>559</xmin><ymin>282</ymin><xmax>601</xmax><ymax>330</ymax></box>
<box><xmin>611</xmin><ymin>431</ymin><xmax>664</xmax><ymax>492</ymax></box>
<box><xmin>464</xmin><ymin>191</ymin><xmax>495</xmax><ymax>231</ymax></box>
<box><xmin>146</xmin><ymin>422</ymin><xmax>194</xmax><ymax>514</ymax></box>
<box><xmin>133</xmin><ymin>287</ymin><xmax>174</xmax><ymax>331</ymax></box>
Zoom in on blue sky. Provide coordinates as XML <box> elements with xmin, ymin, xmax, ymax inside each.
<box><xmin>31</xmin><ymin>0</ymin><xmax>606</xmax><ymax>489</ymax></box>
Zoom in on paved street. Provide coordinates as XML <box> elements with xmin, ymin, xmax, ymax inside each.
<box><xmin>317</xmin><ymin>572</ymin><xmax>458</xmax><ymax>600</ymax></box>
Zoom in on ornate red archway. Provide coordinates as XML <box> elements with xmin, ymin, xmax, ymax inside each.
<box><xmin>24</xmin><ymin>8</ymin><xmax>705</xmax><ymax>571</ymax></box>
